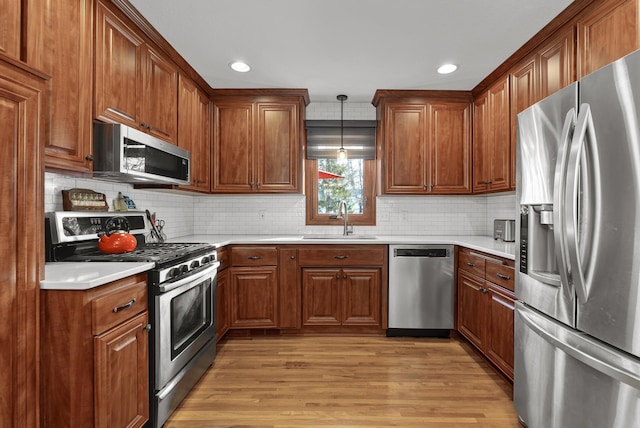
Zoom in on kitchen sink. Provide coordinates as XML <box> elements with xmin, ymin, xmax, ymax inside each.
<box><xmin>302</xmin><ymin>234</ymin><xmax>378</xmax><ymax>240</ymax></box>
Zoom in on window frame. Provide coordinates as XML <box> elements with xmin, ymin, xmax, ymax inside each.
<box><xmin>305</xmin><ymin>159</ymin><xmax>377</xmax><ymax>226</ymax></box>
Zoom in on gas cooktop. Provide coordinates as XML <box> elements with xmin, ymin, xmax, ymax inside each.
<box><xmin>61</xmin><ymin>242</ymin><xmax>216</xmax><ymax>264</ymax></box>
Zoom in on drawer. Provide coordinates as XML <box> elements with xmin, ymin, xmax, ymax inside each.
<box><xmin>231</xmin><ymin>246</ymin><xmax>278</xmax><ymax>266</ymax></box>
<box><xmin>298</xmin><ymin>246</ymin><xmax>385</xmax><ymax>266</ymax></box>
<box><xmin>92</xmin><ymin>280</ymin><xmax>147</xmax><ymax>335</ymax></box>
<box><xmin>458</xmin><ymin>250</ymin><xmax>486</xmax><ymax>278</ymax></box>
<box><xmin>486</xmin><ymin>261</ymin><xmax>515</xmax><ymax>292</ymax></box>
<box><xmin>217</xmin><ymin>247</ymin><xmax>230</xmax><ymax>271</ymax></box>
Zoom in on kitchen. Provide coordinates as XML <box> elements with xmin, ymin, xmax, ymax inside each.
<box><xmin>3</xmin><ymin>0</ymin><xmax>640</xmax><ymax>427</ymax></box>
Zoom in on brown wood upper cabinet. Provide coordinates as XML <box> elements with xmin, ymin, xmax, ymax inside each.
<box><xmin>0</xmin><ymin>0</ymin><xmax>21</xmax><ymax>60</ymax></box>
<box><xmin>578</xmin><ymin>0</ymin><xmax>639</xmax><ymax>78</ymax></box>
<box><xmin>473</xmin><ymin>76</ymin><xmax>511</xmax><ymax>193</ymax></box>
<box><xmin>178</xmin><ymin>75</ymin><xmax>211</xmax><ymax>192</ymax></box>
<box><xmin>23</xmin><ymin>0</ymin><xmax>95</xmax><ymax>175</ymax></box>
<box><xmin>373</xmin><ymin>91</ymin><xmax>472</xmax><ymax>195</ymax></box>
<box><xmin>509</xmin><ymin>26</ymin><xmax>575</xmax><ymax>189</ymax></box>
<box><xmin>95</xmin><ymin>1</ymin><xmax>178</xmax><ymax>144</ymax></box>
<box><xmin>212</xmin><ymin>90</ymin><xmax>308</xmax><ymax>193</ymax></box>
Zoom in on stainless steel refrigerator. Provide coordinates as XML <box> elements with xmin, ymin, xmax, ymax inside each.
<box><xmin>515</xmin><ymin>49</ymin><xmax>640</xmax><ymax>428</ymax></box>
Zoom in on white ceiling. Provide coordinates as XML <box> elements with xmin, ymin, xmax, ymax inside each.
<box><xmin>128</xmin><ymin>0</ymin><xmax>574</xmax><ymax>103</ymax></box>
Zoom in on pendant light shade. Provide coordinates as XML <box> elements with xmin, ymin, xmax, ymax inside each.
<box><xmin>337</xmin><ymin>94</ymin><xmax>348</xmax><ymax>162</ymax></box>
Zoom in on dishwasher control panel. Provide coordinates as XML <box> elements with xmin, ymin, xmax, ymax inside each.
<box><xmin>394</xmin><ymin>248</ymin><xmax>449</xmax><ymax>258</ymax></box>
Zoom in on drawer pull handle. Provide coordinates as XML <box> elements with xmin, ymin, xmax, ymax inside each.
<box><xmin>113</xmin><ymin>298</ymin><xmax>136</xmax><ymax>313</ymax></box>
<box><xmin>248</xmin><ymin>256</ymin><xmax>262</xmax><ymax>260</ymax></box>
<box><xmin>334</xmin><ymin>255</ymin><xmax>349</xmax><ymax>260</ymax></box>
<box><xmin>496</xmin><ymin>273</ymin><xmax>511</xmax><ymax>280</ymax></box>
<box><xmin>466</xmin><ymin>262</ymin><xmax>475</xmax><ymax>267</ymax></box>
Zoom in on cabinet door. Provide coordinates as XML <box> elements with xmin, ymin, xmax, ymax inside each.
<box><xmin>487</xmin><ymin>77</ymin><xmax>511</xmax><ymax>191</ymax></box>
<box><xmin>457</xmin><ymin>270</ymin><xmax>486</xmax><ymax>350</ymax></box>
<box><xmin>578</xmin><ymin>0</ymin><xmax>639</xmax><ymax>78</ymax></box>
<box><xmin>0</xmin><ymin>60</ymin><xmax>45</xmax><ymax>428</ymax></box>
<box><xmin>230</xmin><ymin>266</ymin><xmax>278</xmax><ymax>327</ymax></box>
<box><xmin>302</xmin><ymin>268</ymin><xmax>341</xmax><ymax>326</ymax></box>
<box><xmin>178</xmin><ymin>76</ymin><xmax>211</xmax><ymax>191</ymax></box>
<box><xmin>212</xmin><ymin>102</ymin><xmax>254</xmax><ymax>192</ymax></box>
<box><xmin>428</xmin><ymin>102</ymin><xmax>472</xmax><ymax>194</ymax></box>
<box><xmin>279</xmin><ymin>249</ymin><xmax>300</xmax><ymax>329</ymax></box>
<box><xmin>341</xmin><ymin>268</ymin><xmax>381</xmax><ymax>326</ymax></box>
<box><xmin>539</xmin><ymin>26</ymin><xmax>575</xmax><ymax>100</ymax></box>
<box><xmin>510</xmin><ymin>57</ymin><xmax>537</xmax><ymax>190</ymax></box>
<box><xmin>216</xmin><ymin>269</ymin><xmax>229</xmax><ymax>341</ymax></box>
<box><xmin>94</xmin><ymin>312</ymin><xmax>149</xmax><ymax>428</ymax></box>
<box><xmin>472</xmin><ymin>93</ymin><xmax>491</xmax><ymax>192</ymax></box>
<box><xmin>383</xmin><ymin>103</ymin><xmax>428</xmax><ymax>193</ymax></box>
<box><xmin>142</xmin><ymin>46</ymin><xmax>178</xmax><ymax>143</ymax></box>
<box><xmin>485</xmin><ymin>283</ymin><xmax>515</xmax><ymax>380</ymax></box>
<box><xmin>35</xmin><ymin>0</ymin><xmax>94</xmax><ymax>174</ymax></box>
<box><xmin>95</xmin><ymin>2</ymin><xmax>143</xmax><ymax>129</ymax></box>
<box><xmin>256</xmin><ymin>102</ymin><xmax>300</xmax><ymax>192</ymax></box>
<box><xmin>0</xmin><ymin>0</ymin><xmax>20</xmax><ymax>59</ymax></box>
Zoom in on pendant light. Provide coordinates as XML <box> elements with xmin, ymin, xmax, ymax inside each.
<box><xmin>337</xmin><ymin>94</ymin><xmax>348</xmax><ymax>162</ymax></box>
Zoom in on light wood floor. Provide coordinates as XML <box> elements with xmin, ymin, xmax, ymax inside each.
<box><xmin>165</xmin><ymin>336</ymin><xmax>520</xmax><ymax>428</ymax></box>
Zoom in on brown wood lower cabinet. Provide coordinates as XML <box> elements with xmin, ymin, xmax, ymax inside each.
<box><xmin>41</xmin><ymin>273</ymin><xmax>150</xmax><ymax>427</ymax></box>
<box><xmin>302</xmin><ymin>268</ymin><xmax>381</xmax><ymax>326</ymax></box>
<box><xmin>456</xmin><ymin>247</ymin><xmax>516</xmax><ymax>381</ymax></box>
<box><xmin>229</xmin><ymin>246</ymin><xmax>279</xmax><ymax>328</ymax></box>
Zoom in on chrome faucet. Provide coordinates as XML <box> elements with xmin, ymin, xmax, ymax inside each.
<box><xmin>337</xmin><ymin>200</ymin><xmax>352</xmax><ymax>236</ymax></box>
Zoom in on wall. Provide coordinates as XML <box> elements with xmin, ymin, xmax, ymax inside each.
<box><xmin>45</xmin><ymin>101</ymin><xmax>517</xmax><ymax>238</ymax></box>
<box><xmin>45</xmin><ymin>172</ymin><xmax>194</xmax><ymax>239</ymax></box>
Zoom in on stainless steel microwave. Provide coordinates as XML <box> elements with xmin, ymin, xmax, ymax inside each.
<box><xmin>92</xmin><ymin>122</ymin><xmax>190</xmax><ymax>185</ymax></box>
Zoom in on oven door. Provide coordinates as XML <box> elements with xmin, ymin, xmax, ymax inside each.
<box><xmin>155</xmin><ymin>263</ymin><xmax>218</xmax><ymax>390</ymax></box>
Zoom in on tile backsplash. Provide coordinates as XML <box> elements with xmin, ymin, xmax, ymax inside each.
<box><xmin>44</xmin><ymin>101</ymin><xmax>516</xmax><ymax>238</ymax></box>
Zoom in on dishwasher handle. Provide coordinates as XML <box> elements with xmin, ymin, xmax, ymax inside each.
<box><xmin>394</xmin><ymin>248</ymin><xmax>449</xmax><ymax>258</ymax></box>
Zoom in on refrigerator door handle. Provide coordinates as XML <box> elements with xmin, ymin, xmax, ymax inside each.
<box><xmin>553</xmin><ymin>108</ymin><xmax>576</xmax><ymax>299</ymax></box>
<box><xmin>565</xmin><ymin>104</ymin><xmax>599</xmax><ymax>304</ymax></box>
<box><xmin>518</xmin><ymin>304</ymin><xmax>640</xmax><ymax>389</ymax></box>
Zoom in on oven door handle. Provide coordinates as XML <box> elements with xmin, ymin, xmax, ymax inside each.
<box><xmin>158</xmin><ymin>261</ymin><xmax>220</xmax><ymax>293</ymax></box>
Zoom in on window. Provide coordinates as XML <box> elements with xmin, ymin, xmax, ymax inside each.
<box><xmin>305</xmin><ymin>158</ymin><xmax>376</xmax><ymax>225</ymax></box>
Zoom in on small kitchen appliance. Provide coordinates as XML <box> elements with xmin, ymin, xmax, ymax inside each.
<box><xmin>46</xmin><ymin>211</ymin><xmax>219</xmax><ymax>428</ymax></box>
<box><xmin>493</xmin><ymin>219</ymin><xmax>515</xmax><ymax>242</ymax></box>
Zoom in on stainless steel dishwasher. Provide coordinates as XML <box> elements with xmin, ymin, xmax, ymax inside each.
<box><xmin>388</xmin><ymin>244</ymin><xmax>454</xmax><ymax>337</ymax></box>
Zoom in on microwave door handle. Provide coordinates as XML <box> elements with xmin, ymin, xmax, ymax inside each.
<box><xmin>553</xmin><ymin>108</ymin><xmax>576</xmax><ymax>298</ymax></box>
<box><xmin>158</xmin><ymin>261</ymin><xmax>220</xmax><ymax>293</ymax></box>
<box><xmin>565</xmin><ymin>104</ymin><xmax>598</xmax><ymax>304</ymax></box>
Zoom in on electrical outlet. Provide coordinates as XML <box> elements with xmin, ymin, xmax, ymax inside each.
<box><xmin>380</xmin><ymin>212</ymin><xmax>390</xmax><ymax>221</ymax></box>
<box><xmin>258</xmin><ymin>210</ymin><xmax>266</xmax><ymax>220</ymax></box>
<box><xmin>401</xmin><ymin>210</ymin><xmax>409</xmax><ymax>222</ymax></box>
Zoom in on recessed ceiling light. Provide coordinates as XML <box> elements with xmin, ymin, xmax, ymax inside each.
<box><xmin>229</xmin><ymin>61</ymin><xmax>251</xmax><ymax>73</ymax></box>
<box><xmin>437</xmin><ymin>64</ymin><xmax>458</xmax><ymax>74</ymax></box>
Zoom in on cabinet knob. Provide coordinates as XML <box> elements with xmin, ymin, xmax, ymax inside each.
<box><xmin>290</xmin><ymin>255</ymin><xmax>295</xmax><ymax>260</ymax></box>
<box><xmin>343</xmin><ymin>274</ymin><xmax>347</xmax><ymax>279</ymax></box>
<box><xmin>140</xmin><ymin>122</ymin><xmax>147</xmax><ymax>128</ymax></box>
<box><xmin>85</xmin><ymin>154</ymin><xmax>94</xmax><ymax>162</ymax></box>
<box><xmin>144</xmin><ymin>324</ymin><xmax>152</xmax><ymax>332</ymax></box>
<box><xmin>335</xmin><ymin>273</ymin><xmax>340</xmax><ymax>279</ymax></box>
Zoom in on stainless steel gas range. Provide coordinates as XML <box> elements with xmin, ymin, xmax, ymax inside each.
<box><xmin>46</xmin><ymin>211</ymin><xmax>219</xmax><ymax>428</ymax></box>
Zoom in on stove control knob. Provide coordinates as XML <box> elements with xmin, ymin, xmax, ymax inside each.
<box><xmin>180</xmin><ymin>265</ymin><xmax>189</xmax><ymax>274</ymax></box>
<box><xmin>167</xmin><ymin>268</ymin><xmax>181</xmax><ymax>279</ymax></box>
<box><xmin>201</xmin><ymin>256</ymin><xmax>210</xmax><ymax>264</ymax></box>
<box><xmin>190</xmin><ymin>261</ymin><xmax>200</xmax><ymax>269</ymax></box>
